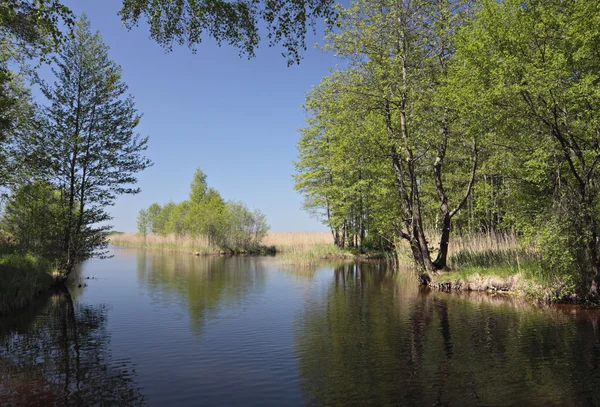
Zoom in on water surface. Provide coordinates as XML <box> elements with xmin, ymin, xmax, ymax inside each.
<box><xmin>1</xmin><ymin>249</ymin><xmax>600</xmax><ymax>406</ymax></box>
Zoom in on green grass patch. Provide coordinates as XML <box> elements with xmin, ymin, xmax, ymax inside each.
<box><xmin>0</xmin><ymin>253</ymin><xmax>54</xmax><ymax>315</ymax></box>
<box><xmin>449</xmin><ymin>248</ymin><xmax>546</xmax><ymax>279</ymax></box>
<box><xmin>445</xmin><ymin>260</ymin><xmax>542</xmax><ymax>281</ymax></box>
<box><xmin>278</xmin><ymin>243</ymin><xmax>355</xmax><ymax>265</ymax></box>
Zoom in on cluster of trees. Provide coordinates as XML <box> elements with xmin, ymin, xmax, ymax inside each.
<box><xmin>0</xmin><ymin>13</ymin><xmax>151</xmax><ymax>274</ymax></box>
<box><xmin>294</xmin><ymin>0</ymin><xmax>600</xmax><ymax>296</ymax></box>
<box><xmin>137</xmin><ymin>168</ymin><xmax>269</xmax><ymax>249</ymax></box>
<box><xmin>0</xmin><ymin>0</ymin><xmax>338</xmax><ymax>277</ymax></box>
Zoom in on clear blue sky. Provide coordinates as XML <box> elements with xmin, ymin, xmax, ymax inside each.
<box><xmin>56</xmin><ymin>0</ymin><xmax>338</xmax><ymax>233</ymax></box>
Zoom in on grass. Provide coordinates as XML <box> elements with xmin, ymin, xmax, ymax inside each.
<box><xmin>0</xmin><ymin>253</ymin><xmax>54</xmax><ymax>315</ymax></box>
<box><xmin>110</xmin><ymin>233</ymin><xmax>221</xmax><ymax>253</ymax></box>
<box><xmin>277</xmin><ymin>243</ymin><xmax>355</xmax><ymax>265</ymax></box>
<box><xmin>394</xmin><ymin>231</ymin><xmax>562</xmax><ymax>297</ymax></box>
<box><xmin>110</xmin><ymin>231</ymin><xmax>336</xmax><ymax>254</ymax></box>
<box><xmin>109</xmin><ymin>231</ymin><xmax>362</xmax><ymax>264</ymax></box>
<box><xmin>262</xmin><ymin>231</ymin><xmax>333</xmax><ymax>253</ymax></box>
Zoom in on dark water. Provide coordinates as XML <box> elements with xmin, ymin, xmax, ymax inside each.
<box><xmin>2</xmin><ymin>250</ymin><xmax>600</xmax><ymax>406</ymax></box>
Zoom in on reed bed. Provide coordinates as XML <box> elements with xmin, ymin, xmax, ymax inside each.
<box><xmin>109</xmin><ymin>233</ymin><xmax>219</xmax><ymax>254</ymax></box>
<box><xmin>110</xmin><ymin>231</ymin><xmax>338</xmax><ymax>258</ymax></box>
<box><xmin>396</xmin><ymin>231</ymin><xmax>538</xmax><ymax>269</ymax></box>
<box><xmin>263</xmin><ymin>231</ymin><xmax>354</xmax><ymax>265</ymax></box>
<box><xmin>263</xmin><ymin>231</ymin><xmax>333</xmax><ymax>253</ymax></box>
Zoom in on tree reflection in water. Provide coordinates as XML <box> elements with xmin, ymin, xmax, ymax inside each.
<box><xmin>0</xmin><ymin>289</ymin><xmax>145</xmax><ymax>406</ymax></box>
<box><xmin>136</xmin><ymin>251</ymin><xmax>267</xmax><ymax>335</ymax></box>
<box><xmin>295</xmin><ymin>263</ymin><xmax>600</xmax><ymax>406</ymax></box>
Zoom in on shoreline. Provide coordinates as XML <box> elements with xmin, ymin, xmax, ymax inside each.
<box><xmin>111</xmin><ymin>240</ymin><xmax>593</xmax><ymax>305</ymax></box>
<box><xmin>422</xmin><ymin>271</ymin><xmax>594</xmax><ymax>306</ymax></box>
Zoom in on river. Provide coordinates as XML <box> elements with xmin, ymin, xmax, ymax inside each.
<box><xmin>1</xmin><ymin>248</ymin><xmax>600</xmax><ymax>406</ymax></box>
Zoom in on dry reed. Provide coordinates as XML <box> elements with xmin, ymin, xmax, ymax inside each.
<box><xmin>263</xmin><ymin>231</ymin><xmax>333</xmax><ymax>253</ymax></box>
<box><xmin>109</xmin><ymin>233</ymin><xmax>217</xmax><ymax>253</ymax></box>
<box><xmin>396</xmin><ymin>231</ymin><xmax>538</xmax><ymax>268</ymax></box>
<box><xmin>110</xmin><ymin>231</ymin><xmax>336</xmax><ymax>255</ymax></box>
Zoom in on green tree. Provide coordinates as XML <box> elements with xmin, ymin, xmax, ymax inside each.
<box><xmin>0</xmin><ymin>0</ymin><xmax>74</xmax><ymax>60</ymax></box>
<box><xmin>454</xmin><ymin>0</ymin><xmax>600</xmax><ymax>296</ymax></box>
<box><xmin>1</xmin><ymin>181</ymin><xmax>63</xmax><ymax>262</ymax></box>
<box><xmin>189</xmin><ymin>167</ymin><xmax>208</xmax><ymax>204</ymax></box>
<box><xmin>137</xmin><ymin>208</ymin><xmax>149</xmax><ymax>238</ymax></box>
<box><xmin>138</xmin><ymin>169</ymin><xmax>269</xmax><ymax>249</ymax></box>
<box><xmin>0</xmin><ymin>1</ymin><xmax>74</xmax><ymax>153</ymax></box>
<box><xmin>296</xmin><ymin>0</ymin><xmax>477</xmax><ymax>269</ymax></box>
<box><xmin>29</xmin><ymin>15</ymin><xmax>152</xmax><ymax>273</ymax></box>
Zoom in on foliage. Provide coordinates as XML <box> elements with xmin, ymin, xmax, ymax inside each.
<box><xmin>0</xmin><ymin>0</ymin><xmax>74</xmax><ymax>61</ymax></box>
<box><xmin>293</xmin><ymin>0</ymin><xmax>600</xmax><ymax>298</ymax></box>
<box><xmin>0</xmin><ymin>253</ymin><xmax>53</xmax><ymax>314</ymax></box>
<box><xmin>295</xmin><ymin>0</ymin><xmax>478</xmax><ymax>269</ymax></box>
<box><xmin>119</xmin><ymin>0</ymin><xmax>337</xmax><ymax>65</ymax></box>
<box><xmin>452</xmin><ymin>0</ymin><xmax>600</xmax><ymax>297</ymax></box>
<box><xmin>8</xmin><ymin>15</ymin><xmax>152</xmax><ymax>273</ymax></box>
<box><xmin>138</xmin><ymin>168</ymin><xmax>269</xmax><ymax>250</ymax></box>
<box><xmin>1</xmin><ymin>181</ymin><xmax>63</xmax><ymax>262</ymax></box>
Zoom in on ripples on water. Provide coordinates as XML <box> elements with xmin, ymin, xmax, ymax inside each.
<box><xmin>1</xmin><ymin>249</ymin><xmax>600</xmax><ymax>406</ymax></box>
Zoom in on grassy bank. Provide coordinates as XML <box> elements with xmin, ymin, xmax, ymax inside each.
<box><xmin>264</xmin><ymin>232</ymin><xmax>357</xmax><ymax>265</ymax></box>
<box><xmin>110</xmin><ymin>232</ymin><xmax>384</xmax><ymax>265</ymax></box>
<box><xmin>0</xmin><ymin>253</ymin><xmax>54</xmax><ymax>315</ymax></box>
<box><xmin>398</xmin><ymin>232</ymin><xmax>576</xmax><ymax>302</ymax></box>
<box><xmin>109</xmin><ymin>233</ymin><xmax>275</xmax><ymax>255</ymax></box>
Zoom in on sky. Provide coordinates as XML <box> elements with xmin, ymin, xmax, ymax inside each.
<box><xmin>51</xmin><ymin>0</ymin><xmax>339</xmax><ymax>233</ymax></box>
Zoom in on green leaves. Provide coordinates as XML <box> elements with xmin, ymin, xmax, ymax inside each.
<box><xmin>14</xmin><ymin>14</ymin><xmax>154</xmax><ymax>272</ymax></box>
<box><xmin>119</xmin><ymin>0</ymin><xmax>337</xmax><ymax>65</ymax></box>
<box><xmin>139</xmin><ymin>169</ymin><xmax>269</xmax><ymax>249</ymax></box>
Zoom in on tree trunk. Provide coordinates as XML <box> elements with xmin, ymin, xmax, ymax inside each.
<box><xmin>587</xmin><ymin>216</ymin><xmax>600</xmax><ymax>299</ymax></box>
<box><xmin>433</xmin><ymin>212</ymin><xmax>451</xmax><ymax>270</ymax></box>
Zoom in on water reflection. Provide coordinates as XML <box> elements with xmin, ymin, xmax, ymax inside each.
<box><xmin>0</xmin><ymin>290</ymin><xmax>144</xmax><ymax>406</ymax></box>
<box><xmin>136</xmin><ymin>252</ymin><xmax>267</xmax><ymax>334</ymax></box>
<box><xmin>295</xmin><ymin>263</ymin><xmax>600</xmax><ymax>406</ymax></box>
<box><xmin>3</xmin><ymin>252</ymin><xmax>600</xmax><ymax>406</ymax></box>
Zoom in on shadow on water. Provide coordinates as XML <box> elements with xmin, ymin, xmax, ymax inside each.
<box><xmin>0</xmin><ymin>286</ymin><xmax>145</xmax><ymax>406</ymax></box>
<box><xmin>135</xmin><ymin>251</ymin><xmax>267</xmax><ymax>335</ymax></box>
<box><xmin>294</xmin><ymin>262</ymin><xmax>600</xmax><ymax>406</ymax></box>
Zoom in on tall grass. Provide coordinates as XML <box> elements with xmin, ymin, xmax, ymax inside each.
<box><xmin>110</xmin><ymin>233</ymin><xmax>220</xmax><ymax>253</ymax></box>
<box><xmin>109</xmin><ymin>231</ymin><xmax>350</xmax><ymax>264</ymax></box>
<box><xmin>396</xmin><ymin>231</ymin><xmax>541</xmax><ymax>274</ymax></box>
<box><xmin>263</xmin><ymin>231</ymin><xmax>333</xmax><ymax>253</ymax></box>
<box><xmin>0</xmin><ymin>253</ymin><xmax>54</xmax><ymax>314</ymax></box>
<box><xmin>278</xmin><ymin>243</ymin><xmax>354</xmax><ymax>265</ymax></box>
<box><xmin>110</xmin><ymin>231</ymin><xmax>337</xmax><ymax>254</ymax></box>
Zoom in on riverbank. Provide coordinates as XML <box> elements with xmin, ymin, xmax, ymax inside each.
<box><xmin>109</xmin><ymin>232</ymin><xmax>276</xmax><ymax>255</ymax></box>
<box><xmin>418</xmin><ymin>257</ymin><xmax>586</xmax><ymax>304</ymax></box>
<box><xmin>0</xmin><ymin>254</ymin><xmax>55</xmax><ymax>315</ymax></box>
<box><xmin>396</xmin><ymin>232</ymin><xmax>591</xmax><ymax>304</ymax></box>
<box><xmin>110</xmin><ymin>232</ymin><xmax>387</xmax><ymax>264</ymax></box>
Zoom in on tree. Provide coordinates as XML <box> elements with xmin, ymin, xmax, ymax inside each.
<box><xmin>119</xmin><ymin>0</ymin><xmax>338</xmax><ymax>65</ymax></box>
<box><xmin>454</xmin><ymin>0</ymin><xmax>600</xmax><ymax>297</ymax></box>
<box><xmin>0</xmin><ymin>0</ymin><xmax>74</xmax><ymax>60</ymax></box>
<box><xmin>137</xmin><ymin>208</ymin><xmax>149</xmax><ymax>238</ymax></box>
<box><xmin>1</xmin><ymin>181</ymin><xmax>64</xmax><ymax>261</ymax></box>
<box><xmin>0</xmin><ymin>1</ymin><xmax>74</xmax><ymax>149</ymax></box>
<box><xmin>190</xmin><ymin>167</ymin><xmax>208</xmax><ymax>204</ymax></box>
<box><xmin>138</xmin><ymin>168</ymin><xmax>269</xmax><ymax>249</ymax></box>
<box><xmin>296</xmin><ymin>0</ymin><xmax>477</xmax><ymax>270</ymax></box>
<box><xmin>28</xmin><ymin>15</ymin><xmax>152</xmax><ymax>273</ymax></box>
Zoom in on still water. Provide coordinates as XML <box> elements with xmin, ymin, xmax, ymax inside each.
<box><xmin>2</xmin><ymin>249</ymin><xmax>600</xmax><ymax>406</ymax></box>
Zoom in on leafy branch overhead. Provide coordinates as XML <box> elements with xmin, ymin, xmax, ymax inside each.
<box><xmin>119</xmin><ymin>0</ymin><xmax>338</xmax><ymax>65</ymax></box>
